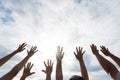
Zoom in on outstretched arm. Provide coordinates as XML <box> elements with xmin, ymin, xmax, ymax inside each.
<box><xmin>20</xmin><ymin>62</ymin><xmax>35</xmax><ymax>80</ymax></box>
<box><xmin>1</xmin><ymin>46</ymin><xmax>38</xmax><ymax>80</ymax></box>
<box><xmin>74</xmin><ymin>47</ymin><xmax>89</xmax><ymax>80</ymax></box>
<box><xmin>0</xmin><ymin>43</ymin><xmax>27</xmax><ymax>66</ymax></box>
<box><xmin>100</xmin><ymin>46</ymin><xmax>120</xmax><ymax>67</ymax></box>
<box><xmin>42</xmin><ymin>60</ymin><xmax>53</xmax><ymax>80</ymax></box>
<box><xmin>90</xmin><ymin>44</ymin><xmax>119</xmax><ymax>80</ymax></box>
<box><xmin>56</xmin><ymin>46</ymin><xmax>64</xmax><ymax>80</ymax></box>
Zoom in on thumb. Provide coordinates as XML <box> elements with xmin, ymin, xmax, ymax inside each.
<box><xmin>30</xmin><ymin>72</ymin><xmax>35</xmax><ymax>75</ymax></box>
<box><xmin>42</xmin><ymin>70</ymin><xmax>46</xmax><ymax>73</ymax></box>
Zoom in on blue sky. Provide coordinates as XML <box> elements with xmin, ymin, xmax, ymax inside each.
<box><xmin>0</xmin><ymin>0</ymin><xmax>120</xmax><ymax>80</ymax></box>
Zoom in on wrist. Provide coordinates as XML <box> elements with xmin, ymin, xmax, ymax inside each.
<box><xmin>21</xmin><ymin>75</ymin><xmax>26</xmax><ymax>80</ymax></box>
<box><xmin>57</xmin><ymin>59</ymin><xmax>62</xmax><ymax>63</ymax></box>
<box><xmin>26</xmin><ymin>54</ymin><xmax>32</xmax><ymax>58</ymax></box>
<box><xmin>46</xmin><ymin>74</ymin><xmax>51</xmax><ymax>80</ymax></box>
<box><xmin>109</xmin><ymin>52</ymin><xmax>113</xmax><ymax>57</ymax></box>
<box><xmin>13</xmin><ymin>50</ymin><xmax>18</xmax><ymax>54</ymax></box>
<box><xmin>78</xmin><ymin>59</ymin><xmax>84</xmax><ymax>62</ymax></box>
<box><xmin>47</xmin><ymin>73</ymin><xmax>51</xmax><ymax>77</ymax></box>
<box><xmin>93</xmin><ymin>52</ymin><xmax>99</xmax><ymax>56</ymax></box>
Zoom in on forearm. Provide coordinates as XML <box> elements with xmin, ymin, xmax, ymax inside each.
<box><xmin>79</xmin><ymin>59</ymin><xmax>89</xmax><ymax>80</ymax></box>
<box><xmin>1</xmin><ymin>56</ymin><xmax>30</xmax><ymax>80</ymax></box>
<box><xmin>109</xmin><ymin>53</ymin><xmax>120</xmax><ymax>67</ymax></box>
<box><xmin>46</xmin><ymin>74</ymin><xmax>51</xmax><ymax>80</ymax></box>
<box><xmin>95</xmin><ymin>53</ymin><xmax>112</xmax><ymax>72</ymax></box>
<box><xmin>20</xmin><ymin>76</ymin><xmax>26</xmax><ymax>80</ymax></box>
<box><xmin>10</xmin><ymin>56</ymin><xmax>29</xmax><ymax>75</ymax></box>
<box><xmin>94</xmin><ymin>53</ymin><xmax>118</xmax><ymax>79</ymax></box>
<box><xmin>0</xmin><ymin>51</ymin><xmax>17</xmax><ymax>66</ymax></box>
<box><xmin>56</xmin><ymin>61</ymin><xmax>63</xmax><ymax>80</ymax></box>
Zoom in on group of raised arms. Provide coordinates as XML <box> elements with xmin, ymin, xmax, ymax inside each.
<box><xmin>0</xmin><ymin>43</ymin><xmax>120</xmax><ymax>80</ymax></box>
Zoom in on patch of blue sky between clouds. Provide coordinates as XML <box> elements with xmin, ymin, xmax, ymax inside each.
<box><xmin>0</xmin><ymin>1</ymin><xmax>4</xmax><ymax>10</ymax></box>
<box><xmin>0</xmin><ymin>46</ymin><xmax>11</xmax><ymax>58</ymax></box>
<box><xmin>0</xmin><ymin>15</ymin><xmax>14</xmax><ymax>24</ymax></box>
<box><xmin>88</xmin><ymin>66</ymin><xmax>102</xmax><ymax>72</ymax></box>
<box><xmin>0</xmin><ymin>1</ymin><xmax>14</xmax><ymax>24</ymax></box>
<box><xmin>74</xmin><ymin>0</ymin><xmax>82</xmax><ymax>4</ymax></box>
<box><xmin>83</xmin><ymin>54</ymin><xmax>103</xmax><ymax>72</ymax></box>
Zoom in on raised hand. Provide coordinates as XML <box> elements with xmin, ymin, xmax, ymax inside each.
<box><xmin>101</xmin><ymin>45</ymin><xmax>120</xmax><ymax>67</ymax></box>
<box><xmin>27</xmin><ymin>46</ymin><xmax>38</xmax><ymax>58</ymax></box>
<box><xmin>23</xmin><ymin>62</ymin><xmax>35</xmax><ymax>78</ymax></box>
<box><xmin>73</xmin><ymin>46</ymin><xmax>89</xmax><ymax>80</ymax></box>
<box><xmin>42</xmin><ymin>60</ymin><xmax>53</xmax><ymax>76</ymax></box>
<box><xmin>0</xmin><ymin>43</ymin><xmax>27</xmax><ymax>66</ymax></box>
<box><xmin>90</xmin><ymin>44</ymin><xmax>119</xmax><ymax>80</ymax></box>
<box><xmin>100</xmin><ymin>46</ymin><xmax>110</xmax><ymax>56</ymax></box>
<box><xmin>15</xmin><ymin>43</ymin><xmax>27</xmax><ymax>53</ymax></box>
<box><xmin>56</xmin><ymin>46</ymin><xmax>64</xmax><ymax>80</ymax></box>
<box><xmin>90</xmin><ymin>44</ymin><xmax>99</xmax><ymax>55</ymax></box>
<box><xmin>56</xmin><ymin>46</ymin><xmax>64</xmax><ymax>61</ymax></box>
<box><xmin>74</xmin><ymin>46</ymin><xmax>85</xmax><ymax>61</ymax></box>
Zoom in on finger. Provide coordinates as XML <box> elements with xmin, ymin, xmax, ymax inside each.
<box><xmin>82</xmin><ymin>51</ymin><xmax>85</xmax><ymax>54</ymax></box>
<box><xmin>23</xmin><ymin>43</ymin><xmax>27</xmax><ymax>46</ymax></box>
<box><xmin>27</xmin><ymin>62</ymin><xmax>31</xmax><ymax>68</ymax></box>
<box><xmin>100</xmin><ymin>45</ymin><xmax>103</xmax><ymax>49</ymax></box>
<box><xmin>22</xmin><ymin>44</ymin><xmax>27</xmax><ymax>48</ymax></box>
<box><xmin>27</xmin><ymin>50</ymin><xmax>29</xmax><ymax>53</ymax></box>
<box><xmin>92</xmin><ymin>44</ymin><xmax>95</xmax><ymax>48</ymax></box>
<box><xmin>47</xmin><ymin>59</ymin><xmax>50</xmax><ymax>66</ymax></box>
<box><xmin>44</xmin><ymin>61</ymin><xmax>47</xmax><ymax>67</ymax></box>
<box><xmin>79</xmin><ymin>46</ymin><xmax>81</xmax><ymax>52</ymax></box>
<box><xmin>21</xmin><ymin>43</ymin><xmax>25</xmax><ymax>47</ymax></box>
<box><xmin>42</xmin><ymin>70</ymin><xmax>46</xmax><ymax>73</ymax></box>
<box><xmin>94</xmin><ymin>45</ymin><xmax>97</xmax><ymax>49</ymax></box>
<box><xmin>80</xmin><ymin>47</ymin><xmax>83</xmax><ymax>53</ymax></box>
<box><xmin>30</xmin><ymin>72</ymin><xmax>35</xmax><ymax>75</ymax></box>
<box><xmin>60</xmin><ymin>47</ymin><xmax>63</xmax><ymax>53</ymax></box>
<box><xmin>90</xmin><ymin>44</ymin><xmax>94</xmax><ymax>51</ymax></box>
<box><xmin>33</xmin><ymin>46</ymin><xmax>37</xmax><ymax>52</ymax></box>
<box><xmin>28</xmin><ymin>62</ymin><xmax>31</xmax><ymax>66</ymax></box>
<box><xmin>92</xmin><ymin>44</ymin><xmax>96</xmax><ymax>49</ymax></box>
<box><xmin>52</xmin><ymin>62</ymin><xmax>54</xmax><ymax>67</ymax></box>
<box><xmin>20</xmin><ymin>43</ymin><xmax>26</xmax><ymax>49</ymax></box>
<box><xmin>23</xmin><ymin>65</ymin><xmax>26</xmax><ymax>70</ymax></box>
<box><xmin>62</xmin><ymin>52</ymin><xmax>64</xmax><ymax>57</ymax></box>
<box><xmin>30</xmin><ymin>63</ymin><xmax>34</xmax><ymax>69</ymax></box>
<box><xmin>34</xmin><ymin>50</ymin><xmax>38</xmax><ymax>53</ymax></box>
<box><xmin>50</xmin><ymin>60</ymin><xmax>53</xmax><ymax>67</ymax></box>
<box><xmin>76</xmin><ymin>47</ymin><xmax>78</xmax><ymax>53</ymax></box>
<box><xmin>31</xmin><ymin>46</ymin><xmax>34</xmax><ymax>51</ymax></box>
<box><xmin>31</xmin><ymin>46</ymin><xmax>35</xmax><ymax>51</ymax></box>
<box><xmin>102</xmin><ymin>46</ymin><xmax>106</xmax><ymax>49</ymax></box>
<box><xmin>22</xmin><ymin>48</ymin><xmax>26</xmax><ymax>51</ymax></box>
<box><xmin>50</xmin><ymin>60</ymin><xmax>52</xmax><ymax>66</ymax></box>
<box><xmin>100</xmin><ymin>49</ymin><xmax>104</xmax><ymax>53</ymax></box>
<box><xmin>19</xmin><ymin>44</ymin><xmax>21</xmax><ymax>47</ymax></box>
<box><xmin>33</xmin><ymin>46</ymin><xmax>37</xmax><ymax>50</ymax></box>
<box><xmin>74</xmin><ymin>52</ymin><xmax>77</xmax><ymax>57</ymax></box>
<box><xmin>90</xmin><ymin>45</ymin><xmax>92</xmax><ymax>49</ymax></box>
<box><xmin>101</xmin><ymin>47</ymin><xmax>106</xmax><ymax>51</ymax></box>
<box><xmin>107</xmin><ymin>48</ymin><xmax>109</xmax><ymax>51</ymax></box>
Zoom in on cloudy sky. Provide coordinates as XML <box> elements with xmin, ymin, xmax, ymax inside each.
<box><xmin>0</xmin><ymin>0</ymin><xmax>120</xmax><ymax>80</ymax></box>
